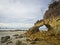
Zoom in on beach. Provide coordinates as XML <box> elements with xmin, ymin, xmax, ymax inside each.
<box><xmin>0</xmin><ymin>30</ymin><xmax>26</xmax><ymax>45</ymax></box>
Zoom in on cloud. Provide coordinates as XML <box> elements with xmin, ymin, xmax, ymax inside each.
<box><xmin>0</xmin><ymin>23</ymin><xmax>34</xmax><ymax>30</ymax></box>
<box><xmin>0</xmin><ymin>0</ymin><xmax>51</xmax><ymax>22</ymax></box>
<box><xmin>0</xmin><ymin>0</ymin><xmax>51</xmax><ymax>29</ymax></box>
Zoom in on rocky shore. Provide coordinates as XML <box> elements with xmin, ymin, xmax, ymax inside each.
<box><xmin>0</xmin><ymin>0</ymin><xmax>60</xmax><ymax>45</ymax></box>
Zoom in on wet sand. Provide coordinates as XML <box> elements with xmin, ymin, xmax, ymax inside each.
<box><xmin>0</xmin><ymin>30</ymin><xmax>26</xmax><ymax>45</ymax></box>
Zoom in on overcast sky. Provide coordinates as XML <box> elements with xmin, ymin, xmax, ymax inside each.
<box><xmin>0</xmin><ymin>0</ymin><xmax>52</xmax><ymax>30</ymax></box>
<box><xmin>0</xmin><ymin>0</ymin><xmax>51</xmax><ymax>24</ymax></box>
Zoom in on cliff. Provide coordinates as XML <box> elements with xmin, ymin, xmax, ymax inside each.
<box><xmin>24</xmin><ymin>1</ymin><xmax>60</xmax><ymax>45</ymax></box>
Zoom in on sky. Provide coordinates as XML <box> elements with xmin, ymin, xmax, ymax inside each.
<box><xmin>0</xmin><ymin>0</ymin><xmax>51</xmax><ymax>29</ymax></box>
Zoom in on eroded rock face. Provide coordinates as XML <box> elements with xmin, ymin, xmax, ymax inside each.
<box><xmin>25</xmin><ymin>1</ymin><xmax>60</xmax><ymax>37</ymax></box>
<box><xmin>25</xmin><ymin>26</ymin><xmax>39</xmax><ymax>37</ymax></box>
<box><xmin>43</xmin><ymin>1</ymin><xmax>60</xmax><ymax>34</ymax></box>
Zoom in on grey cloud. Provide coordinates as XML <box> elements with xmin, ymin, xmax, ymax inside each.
<box><xmin>0</xmin><ymin>0</ymin><xmax>51</xmax><ymax>24</ymax></box>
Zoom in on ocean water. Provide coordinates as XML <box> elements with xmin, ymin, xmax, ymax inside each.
<box><xmin>0</xmin><ymin>28</ymin><xmax>48</xmax><ymax>30</ymax></box>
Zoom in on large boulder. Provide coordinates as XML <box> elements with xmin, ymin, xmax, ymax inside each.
<box><xmin>1</xmin><ymin>36</ymin><xmax>10</xmax><ymax>43</ymax></box>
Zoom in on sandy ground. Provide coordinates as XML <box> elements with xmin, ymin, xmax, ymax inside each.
<box><xmin>0</xmin><ymin>31</ymin><xmax>27</xmax><ymax>45</ymax></box>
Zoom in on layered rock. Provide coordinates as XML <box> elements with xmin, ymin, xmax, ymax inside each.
<box><xmin>25</xmin><ymin>1</ymin><xmax>60</xmax><ymax>37</ymax></box>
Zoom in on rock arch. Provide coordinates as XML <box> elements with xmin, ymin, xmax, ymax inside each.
<box><xmin>25</xmin><ymin>1</ymin><xmax>60</xmax><ymax>37</ymax></box>
<box><xmin>25</xmin><ymin>19</ymin><xmax>53</xmax><ymax>36</ymax></box>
